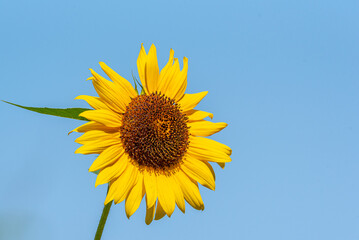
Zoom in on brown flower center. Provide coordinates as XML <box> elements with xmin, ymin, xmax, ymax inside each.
<box><xmin>120</xmin><ymin>93</ymin><xmax>189</xmax><ymax>173</ymax></box>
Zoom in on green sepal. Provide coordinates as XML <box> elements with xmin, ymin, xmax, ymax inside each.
<box><xmin>131</xmin><ymin>71</ymin><xmax>145</xmax><ymax>95</ymax></box>
<box><xmin>131</xmin><ymin>71</ymin><xmax>139</xmax><ymax>95</ymax></box>
<box><xmin>2</xmin><ymin>100</ymin><xmax>90</xmax><ymax>121</ymax></box>
<box><xmin>91</xmin><ymin>170</ymin><xmax>100</xmax><ymax>175</ymax></box>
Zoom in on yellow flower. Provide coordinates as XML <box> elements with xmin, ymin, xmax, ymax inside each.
<box><xmin>72</xmin><ymin>44</ymin><xmax>232</xmax><ymax>224</ymax></box>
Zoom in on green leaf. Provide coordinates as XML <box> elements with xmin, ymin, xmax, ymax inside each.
<box><xmin>2</xmin><ymin>100</ymin><xmax>90</xmax><ymax>121</ymax></box>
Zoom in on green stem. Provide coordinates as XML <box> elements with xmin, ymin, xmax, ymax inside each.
<box><xmin>94</xmin><ymin>197</ymin><xmax>113</xmax><ymax>240</ymax></box>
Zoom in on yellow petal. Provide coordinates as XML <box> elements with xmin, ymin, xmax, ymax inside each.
<box><xmin>178</xmin><ymin>91</ymin><xmax>208</xmax><ymax>112</ymax></box>
<box><xmin>157</xmin><ymin>54</ymin><xmax>188</xmax><ymax>101</ymax></box>
<box><xmin>185</xmin><ymin>109</ymin><xmax>214</xmax><ymax>121</ymax></box>
<box><xmin>144</xmin><ymin>44</ymin><xmax>160</xmax><ymax>94</ymax></box>
<box><xmin>157</xmin><ymin>174</ymin><xmax>176</xmax><ymax>217</ymax></box>
<box><xmin>158</xmin><ymin>49</ymin><xmax>175</xmax><ymax>90</ymax></box>
<box><xmin>95</xmin><ymin>154</ymin><xmax>129</xmax><ymax>187</ymax></box>
<box><xmin>113</xmin><ymin>164</ymin><xmax>139</xmax><ymax>204</ymax></box>
<box><xmin>169</xmin><ymin>175</ymin><xmax>185</xmax><ymax>213</ymax></box>
<box><xmin>69</xmin><ymin>121</ymin><xmax>117</xmax><ymax>134</ymax></box>
<box><xmin>125</xmin><ymin>173</ymin><xmax>144</xmax><ymax>218</ymax></box>
<box><xmin>143</xmin><ymin>171</ymin><xmax>157</xmax><ymax>208</ymax></box>
<box><xmin>175</xmin><ymin>170</ymin><xmax>204</xmax><ymax>210</ymax></box>
<box><xmin>75</xmin><ymin>130</ymin><xmax>118</xmax><ymax>144</ymax></box>
<box><xmin>154</xmin><ymin>200</ymin><xmax>166</xmax><ymax>220</ymax></box>
<box><xmin>157</xmin><ymin>58</ymin><xmax>180</xmax><ymax>96</ymax></box>
<box><xmin>145</xmin><ymin>200</ymin><xmax>156</xmax><ymax>225</ymax></box>
<box><xmin>189</xmin><ymin>136</ymin><xmax>232</xmax><ymax>156</ymax></box>
<box><xmin>188</xmin><ymin>121</ymin><xmax>228</xmax><ymax>137</ymax></box>
<box><xmin>89</xmin><ymin>144</ymin><xmax>125</xmax><ymax>172</ymax></box>
<box><xmin>188</xmin><ymin>148</ymin><xmax>231</xmax><ymax>162</ymax></box>
<box><xmin>75</xmin><ymin>95</ymin><xmax>110</xmax><ymax>110</ymax></box>
<box><xmin>105</xmin><ymin>163</ymin><xmax>136</xmax><ymax>204</ymax></box>
<box><xmin>90</xmin><ymin>69</ymin><xmax>130</xmax><ymax>113</ymax></box>
<box><xmin>75</xmin><ymin>138</ymin><xmax>121</xmax><ymax>155</ymax></box>
<box><xmin>104</xmin><ymin>181</ymin><xmax>115</xmax><ymax>204</ymax></box>
<box><xmin>171</xmin><ymin>57</ymin><xmax>188</xmax><ymax>101</ymax></box>
<box><xmin>182</xmin><ymin>155</ymin><xmax>216</xmax><ymax>190</ymax></box>
<box><xmin>137</xmin><ymin>44</ymin><xmax>148</xmax><ymax>93</ymax></box>
<box><xmin>203</xmin><ymin>161</ymin><xmax>216</xmax><ymax>181</ymax></box>
<box><xmin>79</xmin><ymin>109</ymin><xmax>122</xmax><ymax>128</ymax></box>
<box><xmin>99</xmin><ymin>62</ymin><xmax>138</xmax><ymax>98</ymax></box>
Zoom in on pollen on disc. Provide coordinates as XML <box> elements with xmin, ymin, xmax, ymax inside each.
<box><xmin>120</xmin><ymin>93</ymin><xmax>190</xmax><ymax>173</ymax></box>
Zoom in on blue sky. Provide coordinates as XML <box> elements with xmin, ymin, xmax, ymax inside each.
<box><xmin>1</xmin><ymin>0</ymin><xmax>358</xmax><ymax>239</ymax></box>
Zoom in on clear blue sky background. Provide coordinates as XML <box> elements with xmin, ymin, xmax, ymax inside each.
<box><xmin>1</xmin><ymin>0</ymin><xmax>358</xmax><ymax>239</ymax></box>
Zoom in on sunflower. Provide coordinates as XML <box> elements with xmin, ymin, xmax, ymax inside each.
<box><xmin>71</xmin><ymin>44</ymin><xmax>232</xmax><ymax>224</ymax></box>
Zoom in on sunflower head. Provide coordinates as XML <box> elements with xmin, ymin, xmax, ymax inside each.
<box><xmin>120</xmin><ymin>92</ymin><xmax>190</xmax><ymax>174</ymax></box>
<box><xmin>72</xmin><ymin>44</ymin><xmax>232</xmax><ymax>224</ymax></box>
